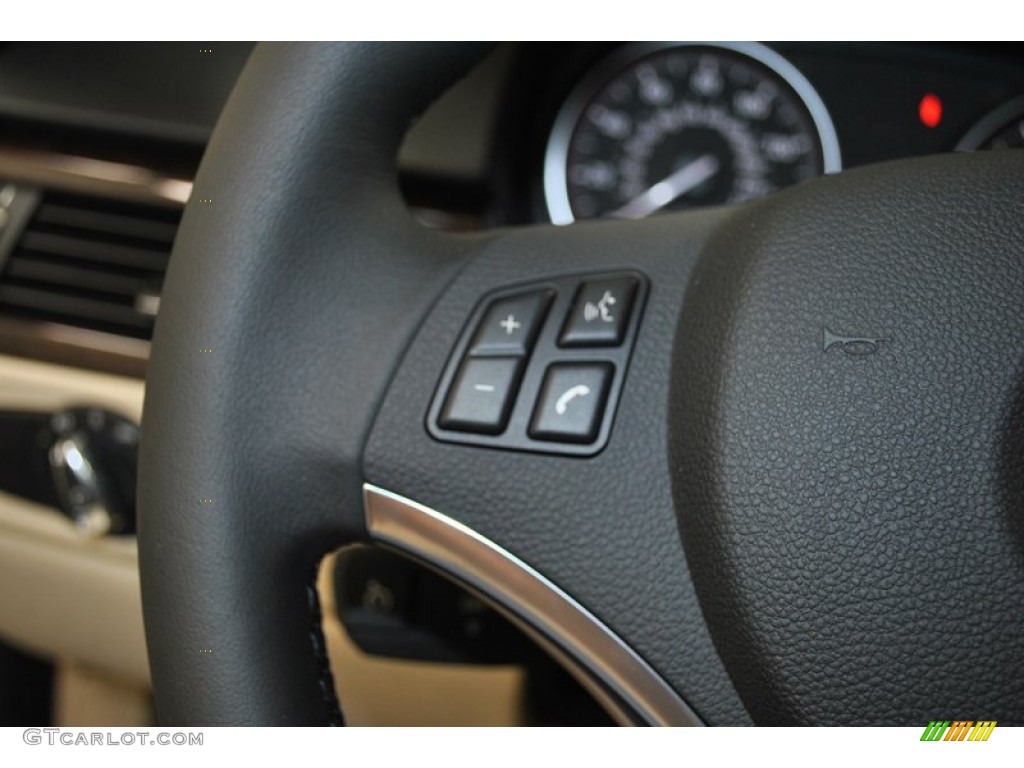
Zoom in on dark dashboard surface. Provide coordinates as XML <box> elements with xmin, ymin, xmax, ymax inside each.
<box><xmin>491</xmin><ymin>43</ymin><xmax>1024</xmax><ymax>224</ymax></box>
<box><xmin>1</xmin><ymin>42</ymin><xmax>1021</xmax><ymax>227</ymax></box>
<box><xmin>0</xmin><ymin>42</ymin><xmax>1021</xmax><ymax>374</ymax></box>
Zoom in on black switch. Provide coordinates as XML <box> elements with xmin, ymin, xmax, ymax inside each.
<box><xmin>439</xmin><ymin>358</ymin><xmax>522</xmax><ymax>434</ymax></box>
<box><xmin>469</xmin><ymin>291</ymin><xmax>552</xmax><ymax>357</ymax></box>
<box><xmin>559</xmin><ymin>278</ymin><xmax>637</xmax><ymax>347</ymax></box>
<box><xmin>529</xmin><ymin>363</ymin><xmax>613</xmax><ymax>444</ymax></box>
<box><xmin>335</xmin><ymin>547</ymin><xmax>414</xmax><ymax>621</ymax></box>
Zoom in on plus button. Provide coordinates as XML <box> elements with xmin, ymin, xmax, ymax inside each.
<box><xmin>499</xmin><ymin>314</ymin><xmax>522</xmax><ymax>335</ymax></box>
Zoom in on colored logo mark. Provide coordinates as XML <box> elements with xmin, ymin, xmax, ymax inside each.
<box><xmin>920</xmin><ymin>720</ymin><xmax>996</xmax><ymax>741</ymax></box>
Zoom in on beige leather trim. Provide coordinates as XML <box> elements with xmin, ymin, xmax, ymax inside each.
<box><xmin>0</xmin><ymin>353</ymin><xmax>144</xmax><ymax>417</ymax></box>
<box><xmin>0</xmin><ymin>493</ymin><xmax>149</xmax><ymax>683</ymax></box>
<box><xmin>0</xmin><ymin>353</ymin><xmax>148</xmax><ymax>683</ymax></box>
<box><xmin>54</xmin><ymin>660</ymin><xmax>153</xmax><ymax>726</ymax></box>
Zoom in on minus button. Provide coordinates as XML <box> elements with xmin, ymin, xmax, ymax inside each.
<box><xmin>438</xmin><ymin>358</ymin><xmax>523</xmax><ymax>435</ymax></box>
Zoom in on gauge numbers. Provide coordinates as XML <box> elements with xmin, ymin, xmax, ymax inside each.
<box><xmin>545</xmin><ymin>42</ymin><xmax>841</xmax><ymax>224</ymax></box>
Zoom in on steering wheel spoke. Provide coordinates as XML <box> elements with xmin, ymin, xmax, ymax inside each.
<box><xmin>361</xmin><ymin>213</ymin><xmax>751</xmax><ymax>725</ymax></box>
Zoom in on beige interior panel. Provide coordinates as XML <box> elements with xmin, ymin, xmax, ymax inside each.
<box><xmin>0</xmin><ymin>353</ymin><xmax>145</xmax><ymax>417</ymax></box>
<box><xmin>0</xmin><ymin>492</ymin><xmax>149</xmax><ymax>683</ymax></box>
<box><xmin>0</xmin><ymin>354</ymin><xmax>148</xmax><ymax>683</ymax></box>
<box><xmin>54</xmin><ymin>660</ymin><xmax>153</xmax><ymax>726</ymax></box>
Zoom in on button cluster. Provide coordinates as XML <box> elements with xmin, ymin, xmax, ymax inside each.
<box><xmin>430</xmin><ymin>273</ymin><xmax>645</xmax><ymax>456</ymax></box>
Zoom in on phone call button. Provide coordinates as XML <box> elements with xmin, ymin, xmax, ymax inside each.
<box><xmin>529</xmin><ymin>363</ymin><xmax>613</xmax><ymax>444</ymax></box>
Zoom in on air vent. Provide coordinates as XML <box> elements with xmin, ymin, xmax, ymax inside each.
<box><xmin>0</xmin><ymin>190</ymin><xmax>181</xmax><ymax>339</ymax></box>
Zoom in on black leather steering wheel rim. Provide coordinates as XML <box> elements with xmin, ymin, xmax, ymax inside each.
<box><xmin>140</xmin><ymin>42</ymin><xmax>1024</xmax><ymax>726</ymax></box>
<box><xmin>139</xmin><ymin>43</ymin><xmax>492</xmax><ymax>725</ymax></box>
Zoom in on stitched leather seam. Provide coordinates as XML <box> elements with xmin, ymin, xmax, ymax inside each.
<box><xmin>306</xmin><ymin>581</ymin><xmax>344</xmax><ymax>726</ymax></box>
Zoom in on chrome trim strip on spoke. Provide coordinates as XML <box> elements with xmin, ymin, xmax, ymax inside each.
<box><xmin>0</xmin><ymin>147</ymin><xmax>191</xmax><ymax>207</ymax></box>
<box><xmin>363</xmin><ymin>483</ymin><xmax>703</xmax><ymax>726</ymax></box>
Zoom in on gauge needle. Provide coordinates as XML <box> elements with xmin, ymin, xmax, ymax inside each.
<box><xmin>610</xmin><ymin>154</ymin><xmax>720</xmax><ymax>219</ymax></box>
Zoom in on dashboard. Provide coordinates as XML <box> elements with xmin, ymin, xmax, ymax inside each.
<box><xmin>0</xmin><ymin>41</ymin><xmax>1022</xmax><ymax>727</ymax></box>
<box><xmin>471</xmin><ymin>43</ymin><xmax>1024</xmax><ymax>229</ymax></box>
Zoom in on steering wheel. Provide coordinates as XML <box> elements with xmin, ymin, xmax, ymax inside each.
<box><xmin>138</xmin><ymin>42</ymin><xmax>1024</xmax><ymax>726</ymax></box>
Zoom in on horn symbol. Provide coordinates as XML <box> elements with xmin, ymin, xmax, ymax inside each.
<box><xmin>823</xmin><ymin>327</ymin><xmax>891</xmax><ymax>355</ymax></box>
<box><xmin>822</xmin><ymin>327</ymin><xmax>844</xmax><ymax>352</ymax></box>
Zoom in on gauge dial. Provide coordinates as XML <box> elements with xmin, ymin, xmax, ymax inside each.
<box><xmin>544</xmin><ymin>42</ymin><xmax>841</xmax><ymax>224</ymax></box>
<box><xmin>957</xmin><ymin>95</ymin><xmax>1024</xmax><ymax>151</ymax></box>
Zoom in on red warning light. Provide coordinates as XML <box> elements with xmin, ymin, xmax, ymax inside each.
<box><xmin>918</xmin><ymin>94</ymin><xmax>943</xmax><ymax>128</ymax></box>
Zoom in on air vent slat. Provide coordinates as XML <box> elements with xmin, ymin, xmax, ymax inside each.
<box><xmin>20</xmin><ymin>232</ymin><xmax>169</xmax><ymax>272</ymax></box>
<box><xmin>35</xmin><ymin>203</ymin><xmax>179</xmax><ymax>245</ymax></box>
<box><xmin>0</xmin><ymin>188</ymin><xmax>180</xmax><ymax>340</ymax></box>
<box><xmin>6</xmin><ymin>260</ymin><xmax>157</xmax><ymax>297</ymax></box>
<box><xmin>0</xmin><ymin>285</ymin><xmax>153</xmax><ymax>330</ymax></box>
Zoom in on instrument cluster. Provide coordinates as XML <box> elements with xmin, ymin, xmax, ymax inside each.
<box><xmin>491</xmin><ymin>43</ymin><xmax>1024</xmax><ymax>226</ymax></box>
